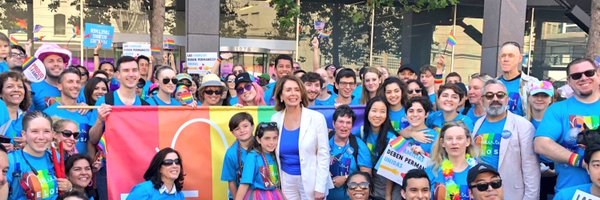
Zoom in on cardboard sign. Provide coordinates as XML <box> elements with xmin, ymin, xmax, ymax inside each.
<box><xmin>375</xmin><ymin>137</ymin><xmax>431</xmax><ymax>185</ymax></box>
<box><xmin>83</xmin><ymin>23</ymin><xmax>114</xmax><ymax>49</ymax></box>
<box><xmin>572</xmin><ymin>190</ymin><xmax>600</xmax><ymax>200</ymax></box>
<box><xmin>22</xmin><ymin>57</ymin><xmax>46</xmax><ymax>82</ymax></box>
<box><xmin>122</xmin><ymin>42</ymin><xmax>151</xmax><ymax>57</ymax></box>
<box><xmin>186</xmin><ymin>52</ymin><xmax>217</xmax><ymax>75</ymax></box>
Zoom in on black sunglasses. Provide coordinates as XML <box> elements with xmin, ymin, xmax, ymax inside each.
<box><xmin>569</xmin><ymin>69</ymin><xmax>597</xmax><ymax>80</ymax></box>
<box><xmin>258</xmin><ymin>122</ymin><xmax>278</xmax><ymax>129</ymax></box>
<box><xmin>483</xmin><ymin>92</ymin><xmax>507</xmax><ymax>100</ymax></box>
<box><xmin>470</xmin><ymin>180</ymin><xmax>502</xmax><ymax>192</ymax></box>
<box><xmin>204</xmin><ymin>90</ymin><xmax>223</xmax><ymax>95</ymax></box>
<box><xmin>408</xmin><ymin>89</ymin><xmax>422</xmax><ymax>94</ymax></box>
<box><xmin>236</xmin><ymin>84</ymin><xmax>253</xmax><ymax>95</ymax></box>
<box><xmin>347</xmin><ymin>182</ymin><xmax>369</xmax><ymax>190</ymax></box>
<box><xmin>59</xmin><ymin>130</ymin><xmax>80</xmax><ymax>139</ymax></box>
<box><xmin>162</xmin><ymin>158</ymin><xmax>181</xmax><ymax>166</ymax></box>
<box><xmin>162</xmin><ymin>78</ymin><xmax>178</xmax><ymax>85</ymax></box>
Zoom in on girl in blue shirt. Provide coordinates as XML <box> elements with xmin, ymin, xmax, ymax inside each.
<box><xmin>426</xmin><ymin>84</ymin><xmax>474</xmax><ymax>131</ymax></box>
<box><xmin>402</xmin><ymin>96</ymin><xmax>439</xmax><ymax>155</ymax></box>
<box><xmin>222</xmin><ymin>112</ymin><xmax>255</xmax><ymax>199</ymax></box>
<box><xmin>235</xmin><ymin>122</ymin><xmax>284</xmax><ymax>200</ymax></box>
<box><xmin>146</xmin><ymin>66</ymin><xmax>183</xmax><ymax>106</ymax></box>
<box><xmin>127</xmin><ymin>147</ymin><xmax>185</xmax><ymax>200</ymax></box>
<box><xmin>382</xmin><ymin>77</ymin><xmax>410</xmax><ymax>133</ymax></box>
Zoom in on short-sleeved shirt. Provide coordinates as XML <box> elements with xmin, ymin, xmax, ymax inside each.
<box><xmin>362</xmin><ymin>130</ymin><xmax>397</xmax><ymax>165</ymax></box>
<box><xmin>7</xmin><ymin>150</ymin><xmax>59</xmax><ymax>200</ymax></box>
<box><xmin>327</xmin><ymin>137</ymin><xmax>373</xmax><ymax>200</ymax></box>
<box><xmin>263</xmin><ymin>82</ymin><xmax>277</xmax><ymax>105</ymax></box>
<box><xmin>221</xmin><ymin>141</ymin><xmax>250</xmax><ymax>198</ymax></box>
<box><xmin>474</xmin><ymin>118</ymin><xmax>507</xmax><ymax>169</ymax></box>
<box><xmin>315</xmin><ymin>95</ymin><xmax>336</xmax><ymax>106</ymax></box>
<box><xmin>44</xmin><ymin>102</ymin><xmax>94</xmax><ymax>154</ymax></box>
<box><xmin>534</xmin><ymin>97</ymin><xmax>599</xmax><ymax>190</ymax></box>
<box><xmin>89</xmin><ymin>91</ymin><xmax>145</xmax><ymax>124</ymax></box>
<box><xmin>465</xmin><ymin>107</ymin><xmax>484</xmax><ymax>123</ymax></box>
<box><xmin>353</xmin><ymin>85</ymin><xmax>363</xmax><ymax>102</ymax></box>
<box><xmin>499</xmin><ymin>76</ymin><xmax>524</xmax><ymax>116</ymax></box>
<box><xmin>553</xmin><ymin>183</ymin><xmax>593</xmax><ymax>200</ymax></box>
<box><xmin>429</xmin><ymin>94</ymin><xmax>437</xmax><ymax>106</ymax></box>
<box><xmin>0</xmin><ymin>99</ymin><xmax>11</xmax><ymax>130</ymax></box>
<box><xmin>426</xmin><ymin>164</ymin><xmax>474</xmax><ymax>200</ymax></box>
<box><xmin>240</xmin><ymin>151</ymin><xmax>280</xmax><ymax>191</ymax></box>
<box><xmin>126</xmin><ymin>180</ymin><xmax>185</xmax><ymax>200</ymax></box>
<box><xmin>531</xmin><ymin>118</ymin><xmax>542</xmax><ymax>129</ymax></box>
<box><xmin>31</xmin><ymin>80</ymin><xmax>61</xmax><ymax>111</ymax></box>
<box><xmin>0</xmin><ymin>61</ymin><xmax>9</xmax><ymax>73</ymax></box>
<box><xmin>146</xmin><ymin>96</ymin><xmax>182</xmax><ymax>106</ymax></box>
<box><xmin>426</xmin><ymin>111</ymin><xmax>474</xmax><ymax>132</ymax></box>
<box><xmin>407</xmin><ymin>128</ymin><xmax>439</xmax><ymax>155</ymax></box>
<box><xmin>390</xmin><ymin>108</ymin><xmax>408</xmax><ymax>133</ymax></box>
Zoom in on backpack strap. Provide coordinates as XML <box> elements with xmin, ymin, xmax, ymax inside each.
<box><xmin>349</xmin><ymin>135</ymin><xmax>359</xmax><ymax>164</ymax></box>
<box><xmin>105</xmin><ymin>92</ymin><xmax>115</xmax><ymax>106</ymax></box>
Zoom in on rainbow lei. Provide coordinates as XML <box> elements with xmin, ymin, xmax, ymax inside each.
<box><xmin>441</xmin><ymin>154</ymin><xmax>477</xmax><ymax>200</ymax></box>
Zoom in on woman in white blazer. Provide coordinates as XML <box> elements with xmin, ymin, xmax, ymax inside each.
<box><xmin>271</xmin><ymin>75</ymin><xmax>331</xmax><ymax>200</ymax></box>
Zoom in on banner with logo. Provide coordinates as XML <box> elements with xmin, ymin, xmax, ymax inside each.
<box><xmin>105</xmin><ymin>106</ymin><xmax>365</xmax><ymax>200</ymax></box>
<box><xmin>375</xmin><ymin>137</ymin><xmax>431</xmax><ymax>185</ymax></box>
<box><xmin>185</xmin><ymin>52</ymin><xmax>217</xmax><ymax>75</ymax></box>
<box><xmin>83</xmin><ymin>23</ymin><xmax>114</xmax><ymax>48</ymax></box>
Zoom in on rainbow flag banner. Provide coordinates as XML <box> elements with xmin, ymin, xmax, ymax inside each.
<box><xmin>389</xmin><ymin>136</ymin><xmax>408</xmax><ymax>152</ymax></box>
<box><xmin>164</xmin><ymin>38</ymin><xmax>176</xmax><ymax>49</ymax></box>
<box><xmin>9</xmin><ymin>36</ymin><xmax>18</xmax><ymax>45</ymax></box>
<box><xmin>151</xmin><ymin>47</ymin><xmax>161</xmax><ymax>56</ymax></box>
<box><xmin>105</xmin><ymin>106</ymin><xmax>365</xmax><ymax>200</ymax></box>
<box><xmin>447</xmin><ymin>30</ymin><xmax>457</xmax><ymax>46</ymax></box>
<box><xmin>375</xmin><ymin>136</ymin><xmax>430</xmax><ymax>185</ymax></box>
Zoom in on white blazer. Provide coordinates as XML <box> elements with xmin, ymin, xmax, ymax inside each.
<box><xmin>271</xmin><ymin>107</ymin><xmax>332</xmax><ymax>199</ymax></box>
<box><xmin>472</xmin><ymin>112</ymin><xmax>540</xmax><ymax>200</ymax></box>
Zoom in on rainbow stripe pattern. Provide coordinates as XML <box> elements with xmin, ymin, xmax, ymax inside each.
<box><xmin>319</xmin><ymin>31</ymin><xmax>332</xmax><ymax>38</ymax></box>
<box><xmin>447</xmin><ymin>31</ymin><xmax>457</xmax><ymax>46</ymax></box>
<box><xmin>22</xmin><ymin>57</ymin><xmax>37</xmax><ymax>69</ymax></box>
<box><xmin>151</xmin><ymin>48</ymin><xmax>161</xmax><ymax>56</ymax></box>
<box><xmin>9</xmin><ymin>36</ymin><xmax>18</xmax><ymax>45</ymax></box>
<box><xmin>476</xmin><ymin>133</ymin><xmax>501</xmax><ymax>156</ymax></box>
<box><xmin>21</xmin><ymin>170</ymin><xmax>58</xmax><ymax>199</ymax></box>
<box><xmin>164</xmin><ymin>38</ymin><xmax>176</xmax><ymax>49</ymax></box>
<box><xmin>389</xmin><ymin>136</ymin><xmax>407</xmax><ymax>152</ymax></box>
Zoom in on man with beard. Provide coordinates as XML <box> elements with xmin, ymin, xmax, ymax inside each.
<box><xmin>535</xmin><ymin>58</ymin><xmax>600</xmax><ymax>191</ymax></box>
<box><xmin>263</xmin><ymin>55</ymin><xmax>293</xmax><ymax>105</ymax></box>
<box><xmin>301</xmin><ymin>72</ymin><xmax>335</xmax><ymax>106</ymax></box>
<box><xmin>472</xmin><ymin>79</ymin><xmax>539</xmax><ymax>199</ymax></box>
<box><xmin>32</xmin><ymin>43</ymin><xmax>72</xmax><ymax>110</ymax></box>
<box><xmin>334</xmin><ymin>68</ymin><xmax>361</xmax><ymax>106</ymax></box>
<box><xmin>44</xmin><ymin>67</ymin><xmax>94</xmax><ymax>155</ymax></box>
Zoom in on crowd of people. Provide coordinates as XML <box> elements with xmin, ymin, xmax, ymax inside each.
<box><xmin>0</xmin><ymin>30</ymin><xmax>599</xmax><ymax>200</ymax></box>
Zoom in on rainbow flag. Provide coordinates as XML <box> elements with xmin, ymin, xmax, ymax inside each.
<box><xmin>22</xmin><ymin>57</ymin><xmax>37</xmax><ymax>69</ymax></box>
<box><xmin>389</xmin><ymin>136</ymin><xmax>408</xmax><ymax>152</ymax></box>
<box><xmin>9</xmin><ymin>36</ymin><xmax>18</xmax><ymax>45</ymax></box>
<box><xmin>15</xmin><ymin>18</ymin><xmax>27</xmax><ymax>30</ymax></box>
<box><xmin>33</xmin><ymin>36</ymin><xmax>45</xmax><ymax>42</ymax></box>
<box><xmin>105</xmin><ymin>106</ymin><xmax>365</xmax><ymax>200</ymax></box>
<box><xmin>151</xmin><ymin>47</ymin><xmax>161</xmax><ymax>56</ymax></box>
<box><xmin>164</xmin><ymin>38</ymin><xmax>176</xmax><ymax>49</ymax></box>
<box><xmin>319</xmin><ymin>31</ymin><xmax>332</xmax><ymax>38</ymax></box>
<box><xmin>447</xmin><ymin>30</ymin><xmax>457</xmax><ymax>46</ymax></box>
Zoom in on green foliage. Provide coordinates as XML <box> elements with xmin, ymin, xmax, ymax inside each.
<box><xmin>270</xmin><ymin>0</ymin><xmax>300</xmax><ymax>30</ymax></box>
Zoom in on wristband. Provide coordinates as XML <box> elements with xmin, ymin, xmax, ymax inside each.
<box><xmin>569</xmin><ymin>152</ymin><xmax>583</xmax><ymax>167</ymax></box>
<box><xmin>434</xmin><ymin>74</ymin><xmax>443</xmax><ymax>79</ymax></box>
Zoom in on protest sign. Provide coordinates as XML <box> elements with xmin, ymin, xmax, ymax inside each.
<box><xmin>122</xmin><ymin>42</ymin><xmax>151</xmax><ymax>57</ymax></box>
<box><xmin>375</xmin><ymin>137</ymin><xmax>431</xmax><ymax>185</ymax></box>
<box><xmin>573</xmin><ymin>190</ymin><xmax>600</xmax><ymax>200</ymax></box>
<box><xmin>22</xmin><ymin>57</ymin><xmax>46</xmax><ymax>82</ymax></box>
<box><xmin>83</xmin><ymin>23</ymin><xmax>114</xmax><ymax>49</ymax></box>
<box><xmin>186</xmin><ymin>52</ymin><xmax>217</xmax><ymax>75</ymax></box>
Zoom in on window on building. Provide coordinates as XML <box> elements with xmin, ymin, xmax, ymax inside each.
<box><xmin>54</xmin><ymin>14</ymin><xmax>66</xmax><ymax>35</ymax></box>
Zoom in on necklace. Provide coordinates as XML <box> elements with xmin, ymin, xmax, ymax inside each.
<box><xmin>441</xmin><ymin>154</ymin><xmax>477</xmax><ymax>200</ymax></box>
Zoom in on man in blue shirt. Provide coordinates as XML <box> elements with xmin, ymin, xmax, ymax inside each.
<box><xmin>31</xmin><ymin>43</ymin><xmax>72</xmax><ymax>111</ymax></box>
<box><xmin>301</xmin><ymin>72</ymin><xmax>324</xmax><ymax>107</ymax></box>
<box><xmin>44</xmin><ymin>67</ymin><xmax>93</xmax><ymax>155</ymax></box>
<box><xmin>535</xmin><ymin>58</ymin><xmax>600</xmax><ymax>191</ymax></box>
<box><xmin>472</xmin><ymin>79</ymin><xmax>539</xmax><ymax>199</ymax></box>
<box><xmin>497</xmin><ymin>42</ymin><xmax>538</xmax><ymax>117</ymax></box>
<box><xmin>263</xmin><ymin>55</ymin><xmax>293</xmax><ymax>105</ymax></box>
<box><xmin>334</xmin><ymin>68</ymin><xmax>360</xmax><ymax>106</ymax></box>
<box><xmin>314</xmin><ymin>69</ymin><xmax>336</xmax><ymax>106</ymax></box>
<box><xmin>554</xmin><ymin>144</ymin><xmax>600</xmax><ymax>200</ymax></box>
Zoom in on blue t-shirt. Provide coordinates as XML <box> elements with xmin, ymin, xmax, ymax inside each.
<box><xmin>531</xmin><ymin>118</ymin><xmax>542</xmax><ymax>129</ymax></box>
<box><xmin>44</xmin><ymin>102</ymin><xmax>93</xmax><ymax>155</ymax></box>
<box><xmin>0</xmin><ymin>99</ymin><xmax>11</xmax><ymax>129</ymax></box>
<box><xmin>126</xmin><ymin>180</ymin><xmax>185</xmax><ymax>200</ymax></box>
<box><xmin>230</xmin><ymin>96</ymin><xmax>239</xmax><ymax>105</ymax></box>
<box><xmin>221</xmin><ymin>141</ymin><xmax>250</xmax><ymax>198</ymax></box>
<box><xmin>315</xmin><ymin>94</ymin><xmax>336</xmax><ymax>106</ymax></box>
<box><xmin>279</xmin><ymin>127</ymin><xmax>301</xmax><ymax>175</ymax></box>
<box><xmin>263</xmin><ymin>82</ymin><xmax>277</xmax><ymax>106</ymax></box>
<box><xmin>0</xmin><ymin>61</ymin><xmax>9</xmax><ymax>73</ymax></box>
<box><xmin>429</xmin><ymin>94</ymin><xmax>437</xmax><ymax>107</ymax></box>
<box><xmin>466</xmin><ymin>107</ymin><xmax>484</xmax><ymax>123</ymax></box>
<box><xmin>361</xmin><ymin>129</ymin><xmax>397</xmax><ymax>165</ymax></box>
<box><xmin>407</xmin><ymin>128</ymin><xmax>439</xmax><ymax>155</ymax></box>
<box><xmin>327</xmin><ymin>84</ymin><xmax>335</xmax><ymax>96</ymax></box>
<box><xmin>146</xmin><ymin>96</ymin><xmax>182</xmax><ymax>106</ymax></box>
<box><xmin>474</xmin><ymin>118</ymin><xmax>507</xmax><ymax>169</ymax></box>
<box><xmin>554</xmin><ymin>183</ymin><xmax>594</xmax><ymax>200</ymax></box>
<box><xmin>390</xmin><ymin>108</ymin><xmax>408</xmax><ymax>133</ymax></box>
<box><xmin>141</xmin><ymin>81</ymin><xmax>152</xmax><ymax>100</ymax></box>
<box><xmin>426</xmin><ymin>164</ymin><xmax>474</xmax><ymax>200</ymax></box>
<box><xmin>426</xmin><ymin>111</ymin><xmax>474</xmax><ymax>132</ymax></box>
<box><xmin>1</xmin><ymin>111</ymin><xmax>24</xmax><ymax>139</ymax></box>
<box><xmin>535</xmin><ymin>97</ymin><xmax>599</xmax><ymax>190</ymax></box>
<box><xmin>77</xmin><ymin>88</ymin><xmax>87</xmax><ymax>104</ymax></box>
<box><xmin>7</xmin><ymin>150</ymin><xmax>59</xmax><ymax>200</ymax></box>
<box><xmin>240</xmin><ymin>150</ymin><xmax>280</xmax><ymax>191</ymax></box>
<box><xmin>328</xmin><ymin>137</ymin><xmax>372</xmax><ymax>200</ymax></box>
<box><xmin>499</xmin><ymin>76</ymin><xmax>524</xmax><ymax>116</ymax></box>
<box><xmin>31</xmin><ymin>80</ymin><xmax>61</xmax><ymax>111</ymax></box>
<box><xmin>353</xmin><ymin>85</ymin><xmax>363</xmax><ymax>102</ymax></box>
<box><xmin>89</xmin><ymin>91</ymin><xmax>145</xmax><ymax>124</ymax></box>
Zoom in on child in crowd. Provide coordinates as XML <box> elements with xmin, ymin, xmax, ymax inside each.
<box><xmin>222</xmin><ymin>112</ymin><xmax>255</xmax><ymax>199</ymax></box>
<box><xmin>0</xmin><ymin>33</ymin><xmax>10</xmax><ymax>73</ymax></box>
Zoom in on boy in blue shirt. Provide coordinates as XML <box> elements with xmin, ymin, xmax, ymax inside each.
<box><xmin>554</xmin><ymin>143</ymin><xmax>600</xmax><ymax>199</ymax></box>
<box><xmin>222</xmin><ymin>112</ymin><xmax>255</xmax><ymax>199</ymax></box>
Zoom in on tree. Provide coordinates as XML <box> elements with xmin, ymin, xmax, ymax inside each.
<box><xmin>150</xmin><ymin>0</ymin><xmax>166</xmax><ymax>65</ymax></box>
<box><xmin>587</xmin><ymin>0</ymin><xmax>600</xmax><ymax>59</ymax></box>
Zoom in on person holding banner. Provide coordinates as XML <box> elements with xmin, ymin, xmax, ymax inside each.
<box><xmin>65</xmin><ymin>154</ymin><xmax>98</xmax><ymax>200</ymax></box>
<box><xmin>146</xmin><ymin>66</ymin><xmax>182</xmax><ymax>106</ymax></box>
<box><xmin>328</xmin><ymin>105</ymin><xmax>372</xmax><ymax>200</ymax></box>
<box><xmin>402</xmin><ymin>96</ymin><xmax>439</xmax><ymax>155</ymax></box>
<box><xmin>554</xmin><ymin>143</ymin><xmax>600</xmax><ymax>200</ymax></box>
<box><xmin>222</xmin><ymin>113</ymin><xmax>256</xmax><ymax>199</ymax></box>
<box><xmin>465</xmin><ymin>74</ymin><xmax>493</xmax><ymax>123</ymax></box>
<box><xmin>0</xmin><ymin>72</ymin><xmax>31</xmax><ymax>149</ymax></box>
<box><xmin>426</xmin><ymin>84</ymin><xmax>474</xmax><ymax>131</ymax></box>
<box><xmin>426</xmin><ymin>121</ymin><xmax>478</xmax><ymax>200</ymax></box>
<box><xmin>235</xmin><ymin>72</ymin><xmax>266</xmax><ymax>106</ymax></box>
<box><xmin>31</xmin><ymin>43</ymin><xmax>72</xmax><ymax>111</ymax></box>
<box><xmin>271</xmin><ymin>75</ymin><xmax>330</xmax><ymax>200</ymax></box>
<box><xmin>381</xmin><ymin>77</ymin><xmax>409</xmax><ymax>133</ymax></box>
<box><xmin>199</xmin><ymin>74</ymin><xmax>226</xmax><ymax>107</ymax></box>
<box><xmin>127</xmin><ymin>147</ymin><xmax>185</xmax><ymax>200</ymax></box>
<box><xmin>360</xmin><ymin>68</ymin><xmax>382</xmax><ymax>105</ymax></box>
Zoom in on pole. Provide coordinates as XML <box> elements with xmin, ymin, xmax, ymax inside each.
<box><xmin>80</xmin><ymin>0</ymin><xmax>84</xmax><ymax>67</ymax></box>
<box><xmin>294</xmin><ymin>0</ymin><xmax>300</xmax><ymax>61</ymax></box>
<box><xmin>450</xmin><ymin>5</ymin><xmax>457</xmax><ymax>72</ymax></box>
<box><xmin>527</xmin><ymin>8</ymin><xmax>535</xmax><ymax>76</ymax></box>
<box><xmin>369</xmin><ymin>5</ymin><xmax>375</xmax><ymax>67</ymax></box>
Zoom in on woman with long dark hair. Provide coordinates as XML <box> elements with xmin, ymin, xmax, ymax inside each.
<box><xmin>66</xmin><ymin>154</ymin><xmax>98</xmax><ymax>200</ymax></box>
<box><xmin>127</xmin><ymin>147</ymin><xmax>185</xmax><ymax>199</ymax></box>
<box><xmin>83</xmin><ymin>77</ymin><xmax>109</xmax><ymax>106</ymax></box>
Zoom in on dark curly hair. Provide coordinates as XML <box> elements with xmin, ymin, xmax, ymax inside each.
<box><xmin>143</xmin><ymin>148</ymin><xmax>185</xmax><ymax>191</ymax></box>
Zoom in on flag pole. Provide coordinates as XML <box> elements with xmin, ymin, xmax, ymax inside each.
<box><xmin>369</xmin><ymin>4</ymin><xmax>375</xmax><ymax>67</ymax></box>
<box><xmin>80</xmin><ymin>0</ymin><xmax>85</xmax><ymax>67</ymax></box>
<box><xmin>294</xmin><ymin>0</ymin><xmax>300</xmax><ymax>61</ymax></box>
<box><xmin>451</xmin><ymin>5</ymin><xmax>457</xmax><ymax>72</ymax></box>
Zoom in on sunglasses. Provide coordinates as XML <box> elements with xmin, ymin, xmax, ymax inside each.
<box><xmin>204</xmin><ymin>90</ymin><xmax>223</xmax><ymax>95</ymax></box>
<box><xmin>236</xmin><ymin>84</ymin><xmax>253</xmax><ymax>95</ymax></box>
<box><xmin>408</xmin><ymin>89</ymin><xmax>422</xmax><ymax>94</ymax></box>
<box><xmin>162</xmin><ymin>158</ymin><xmax>181</xmax><ymax>166</ymax></box>
<box><xmin>569</xmin><ymin>69</ymin><xmax>597</xmax><ymax>80</ymax></box>
<box><xmin>258</xmin><ymin>122</ymin><xmax>278</xmax><ymax>129</ymax></box>
<box><xmin>347</xmin><ymin>182</ymin><xmax>369</xmax><ymax>190</ymax></box>
<box><xmin>59</xmin><ymin>130</ymin><xmax>80</xmax><ymax>139</ymax></box>
<box><xmin>162</xmin><ymin>78</ymin><xmax>178</xmax><ymax>85</ymax></box>
<box><xmin>483</xmin><ymin>92</ymin><xmax>507</xmax><ymax>100</ymax></box>
<box><xmin>470</xmin><ymin>180</ymin><xmax>502</xmax><ymax>192</ymax></box>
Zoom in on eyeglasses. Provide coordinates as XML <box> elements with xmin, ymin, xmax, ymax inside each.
<box><xmin>10</xmin><ymin>53</ymin><xmax>25</xmax><ymax>59</ymax></box>
<box><xmin>338</xmin><ymin>81</ymin><xmax>355</xmax><ymax>88</ymax></box>
<box><xmin>569</xmin><ymin>69</ymin><xmax>597</xmax><ymax>80</ymax></box>
<box><xmin>227</xmin><ymin>79</ymin><xmax>235</xmax><ymax>83</ymax></box>
<box><xmin>408</xmin><ymin>89</ymin><xmax>422</xmax><ymax>94</ymax></box>
<box><xmin>161</xmin><ymin>158</ymin><xmax>181</xmax><ymax>166</ymax></box>
<box><xmin>258</xmin><ymin>122</ymin><xmax>278</xmax><ymax>129</ymax></box>
<box><xmin>483</xmin><ymin>92</ymin><xmax>507</xmax><ymax>100</ymax></box>
<box><xmin>236</xmin><ymin>84</ymin><xmax>253</xmax><ymax>95</ymax></box>
<box><xmin>59</xmin><ymin>130</ymin><xmax>80</xmax><ymax>139</ymax></box>
<box><xmin>204</xmin><ymin>90</ymin><xmax>223</xmax><ymax>95</ymax></box>
<box><xmin>347</xmin><ymin>182</ymin><xmax>369</xmax><ymax>190</ymax></box>
<box><xmin>470</xmin><ymin>180</ymin><xmax>502</xmax><ymax>192</ymax></box>
<box><xmin>162</xmin><ymin>78</ymin><xmax>178</xmax><ymax>85</ymax></box>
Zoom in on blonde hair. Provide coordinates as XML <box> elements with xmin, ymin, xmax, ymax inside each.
<box><xmin>360</xmin><ymin>68</ymin><xmax>382</xmax><ymax>104</ymax></box>
<box><xmin>430</xmin><ymin>121</ymin><xmax>479</xmax><ymax>173</ymax></box>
